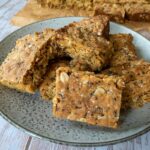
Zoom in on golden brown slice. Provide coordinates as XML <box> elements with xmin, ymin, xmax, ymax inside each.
<box><xmin>37</xmin><ymin>0</ymin><xmax>150</xmax><ymax>8</ymax></box>
<box><xmin>124</xmin><ymin>3</ymin><xmax>150</xmax><ymax>22</ymax></box>
<box><xmin>36</xmin><ymin>0</ymin><xmax>150</xmax><ymax>24</ymax></box>
<box><xmin>94</xmin><ymin>3</ymin><xmax>125</xmax><ymax>23</ymax></box>
<box><xmin>110</xmin><ymin>34</ymin><xmax>138</xmax><ymax>67</ymax></box>
<box><xmin>50</xmin><ymin>15</ymin><xmax>113</xmax><ymax>71</ymax></box>
<box><xmin>103</xmin><ymin>60</ymin><xmax>150</xmax><ymax>109</ymax></box>
<box><xmin>0</xmin><ymin>29</ymin><xmax>56</xmax><ymax>93</ymax></box>
<box><xmin>53</xmin><ymin>67</ymin><xmax>125</xmax><ymax>128</ymax></box>
<box><xmin>40</xmin><ymin>60</ymin><xmax>69</xmax><ymax>100</ymax></box>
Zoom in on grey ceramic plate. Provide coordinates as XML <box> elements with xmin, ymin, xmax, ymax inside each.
<box><xmin>0</xmin><ymin>17</ymin><xmax>150</xmax><ymax>147</ymax></box>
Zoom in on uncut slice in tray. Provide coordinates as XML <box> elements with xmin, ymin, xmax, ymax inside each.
<box><xmin>37</xmin><ymin>0</ymin><xmax>150</xmax><ymax>8</ymax></box>
<box><xmin>53</xmin><ymin>67</ymin><xmax>125</xmax><ymax>128</ymax></box>
<box><xmin>0</xmin><ymin>29</ymin><xmax>56</xmax><ymax>93</ymax></box>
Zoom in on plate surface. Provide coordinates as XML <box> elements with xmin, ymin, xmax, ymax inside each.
<box><xmin>0</xmin><ymin>17</ymin><xmax>150</xmax><ymax>146</ymax></box>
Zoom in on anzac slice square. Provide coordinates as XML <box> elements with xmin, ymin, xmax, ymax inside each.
<box><xmin>50</xmin><ymin>15</ymin><xmax>114</xmax><ymax>71</ymax></box>
<box><xmin>53</xmin><ymin>67</ymin><xmax>125</xmax><ymax>128</ymax></box>
<box><xmin>0</xmin><ymin>29</ymin><xmax>55</xmax><ymax>93</ymax></box>
<box><xmin>103</xmin><ymin>60</ymin><xmax>150</xmax><ymax>109</ymax></box>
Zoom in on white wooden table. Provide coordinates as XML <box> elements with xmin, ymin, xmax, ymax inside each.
<box><xmin>0</xmin><ymin>0</ymin><xmax>149</xmax><ymax>149</ymax></box>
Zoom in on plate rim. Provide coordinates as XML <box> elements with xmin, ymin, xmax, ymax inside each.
<box><xmin>0</xmin><ymin>16</ymin><xmax>150</xmax><ymax>147</ymax></box>
<box><xmin>0</xmin><ymin>109</ymin><xmax>150</xmax><ymax>147</ymax></box>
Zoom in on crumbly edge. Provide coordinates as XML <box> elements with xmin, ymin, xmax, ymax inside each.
<box><xmin>109</xmin><ymin>34</ymin><xmax>138</xmax><ymax>67</ymax></box>
<box><xmin>0</xmin><ymin>80</ymin><xmax>35</xmax><ymax>93</ymax></box>
<box><xmin>21</xmin><ymin>29</ymin><xmax>57</xmax><ymax>92</ymax></box>
<box><xmin>39</xmin><ymin>60</ymin><xmax>69</xmax><ymax>100</ymax></box>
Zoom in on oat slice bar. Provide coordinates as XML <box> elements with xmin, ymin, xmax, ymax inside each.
<box><xmin>40</xmin><ymin>60</ymin><xmax>69</xmax><ymax>100</ymax></box>
<box><xmin>124</xmin><ymin>4</ymin><xmax>150</xmax><ymax>22</ymax></box>
<box><xmin>94</xmin><ymin>3</ymin><xmax>125</xmax><ymax>23</ymax></box>
<box><xmin>53</xmin><ymin>67</ymin><xmax>125</xmax><ymax>128</ymax></box>
<box><xmin>50</xmin><ymin>15</ymin><xmax>113</xmax><ymax>71</ymax></box>
<box><xmin>0</xmin><ymin>29</ymin><xmax>55</xmax><ymax>93</ymax></box>
<box><xmin>109</xmin><ymin>34</ymin><xmax>138</xmax><ymax>67</ymax></box>
<box><xmin>103</xmin><ymin>60</ymin><xmax>150</xmax><ymax>109</ymax></box>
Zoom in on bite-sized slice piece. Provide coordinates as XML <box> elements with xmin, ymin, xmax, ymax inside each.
<box><xmin>50</xmin><ymin>16</ymin><xmax>114</xmax><ymax>71</ymax></box>
<box><xmin>124</xmin><ymin>4</ymin><xmax>150</xmax><ymax>22</ymax></box>
<box><xmin>110</xmin><ymin>34</ymin><xmax>138</xmax><ymax>67</ymax></box>
<box><xmin>94</xmin><ymin>3</ymin><xmax>125</xmax><ymax>23</ymax></box>
<box><xmin>53</xmin><ymin>67</ymin><xmax>125</xmax><ymax>128</ymax></box>
<box><xmin>0</xmin><ymin>29</ymin><xmax>56</xmax><ymax>93</ymax></box>
<box><xmin>40</xmin><ymin>60</ymin><xmax>69</xmax><ymax>100</ymax></box>
<box><xmin>103</xmin><ymin>60</ymin><xmax>150</xmax><ymax>109</ymax></box>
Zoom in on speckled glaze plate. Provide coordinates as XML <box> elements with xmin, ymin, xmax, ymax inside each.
<box><xmin>0</xmin><ymin>17</ymin><xmax>150</xmax><ymax>147</ymax></box>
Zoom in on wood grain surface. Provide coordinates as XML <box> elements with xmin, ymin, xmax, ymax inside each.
<box><xmin>0</xmin><ymin>0</ymin><xmax>150</xmax><ymax>150</ymax></box>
